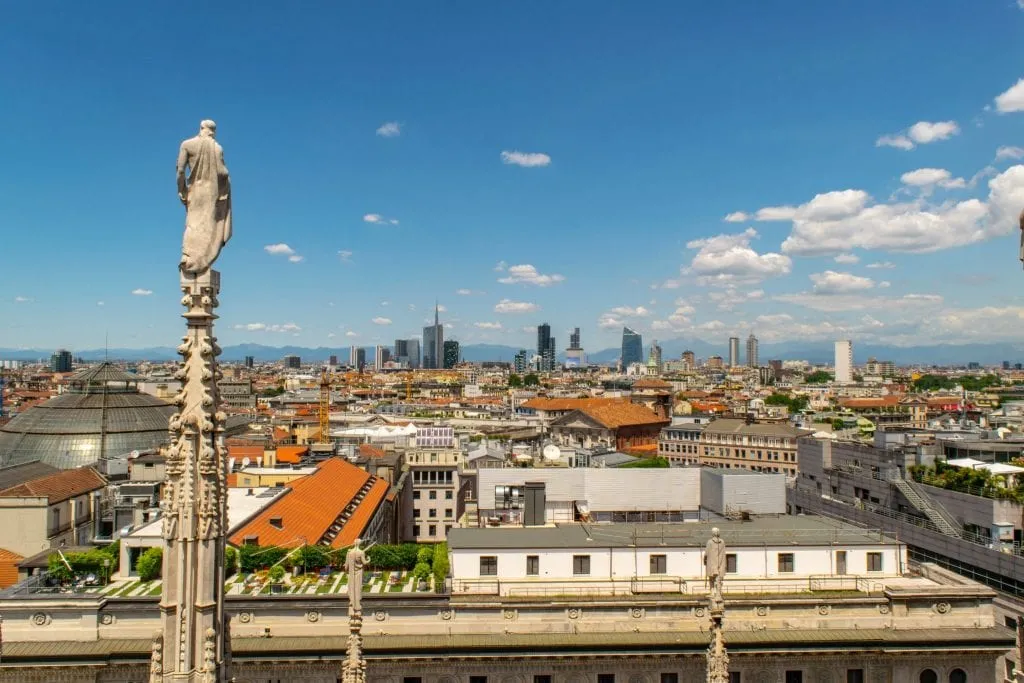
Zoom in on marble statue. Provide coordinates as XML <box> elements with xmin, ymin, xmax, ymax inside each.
<box><xmin>346</xmin><ymin>539</ymin><xmax>367</xmax><ymax>614</ymax></box>
<box><xmin>177</xmin><ymin>120</ymin><xmax>232</xmax><ymax>275</ymax></box>
<box><xmin>705</xmin><ymin>527</ymin><xmax>726</xmax><ymax>602</ymax></box>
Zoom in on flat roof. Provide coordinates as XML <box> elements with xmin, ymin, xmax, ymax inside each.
<box><xmin>127</xmin><ymin>487</ymin><xmax>287</xmax><ymax>538</ymax></box>
<box><xmin>448</xmin><ymin>517</ymin><xmax>898</xmax><ymax>550</ymax></box>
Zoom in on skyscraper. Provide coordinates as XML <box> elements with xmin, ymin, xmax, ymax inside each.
<box><xmin>443</xmin><ymin>340</ymin><xmax>460</xmax><ymax>369</ymax></box>
<box><xmin>537</xmin><ymin>323</ymin><xmax>556</xmax><ymax>372</ymax></box>
<box><xmin>835</xmin><ymin>340</ymin><xmax>853</xmax><ymax>384</ymax></box>
<box><xmin>513</xmin><ymin>349</ymin><xmax>529</xmax><ymax>374</ymax></box>
<box><xmin>682</xmin><ymin>350</ymin><xmax>696</xmax><ymax>370</ymax></box>
<box><xmin>565</xmin><ymin>327</ymin><xmax>584</xmax><ymax>368</ymax></box>
<box><xmin>422</xmin><ymin>303</ymin><xmax>444</xmax><ymax>369</ymax></box>
<box><xmin>328</xmin><ymin>355</ymin><xmax>338</xmax><ymax>367</ymax></box>
<box><xmin>621</xmin><ymin>327</ymin><xmax>643</xmax><ymax>369</ymax></box>
<box><xmin>374</xmin><ymin>345</ymin><xmax>390</xmax><ymax>371</ymax></box>
<box><xmin>244</xmin><ymin>355</ymin><xmax>254</xmax><ymax>369</ymax></box>
<box><xmin>648</xmin><ymin>340</ymin><xmax>662</xmax><ymax>374</ymax></box>
<box><xmin>728</xmin><ymin>337</ymin><xmax>740</xmax><ymax>368</ymax></box>
<box><xmin>283</xmin><ymin>354</ymin><xmax>301</xmax><ymax>369</ymax></box>
<box><xmin>746</xmin><ymin>333</ymin><xmax>759</xmax><ymax>368</ymax></box>
<box><xmin>50</xmin><ymin>349</ymin><xmax>73</xmax><ymax>373</ymax></box>
<box><xmin>394</xmin><ymin>338</ymin><xmax>421</xmax><ymax>369</ymax></box>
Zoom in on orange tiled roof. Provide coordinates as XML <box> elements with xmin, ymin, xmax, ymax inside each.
<box><xmin>839</xmin><ymin>396</ymin><xmax>901</xmax><ymax>409</ymax></box>
<box><xmin>521</xmin><ymin>397</ymin><xmax>616</xmax><ymax>411</ymax></box>
<box><xmin>632</xmin><ymin>378</ymin><xmax>672</xmax><ymax>390</ymax></box>
<box><xmin>358</xmin><ymin>444</ymin><xmax>387</xmax><ymax>459</ymax></box>
<box><xmin>0</xmin><ymin>467</ymin><xmax>106</xmax><ymax>504</ymax></box>
<box><xmin>575</xmin><ymin>401</ymin><xmax>670</xmax><ymax>429</ymax></box>
<box><xmin>227</xmin><ymin>444</ymin><xmax>264</xmax><ymax>464</ymax></box>
<box><xmin>228</xmin><ymin>458</ymin><xmax>388</xmax><ymax>549</ymax></box>
<box><xmin>276</xmin><ymin>445</ymin><xmax>308</xmax><ymax>464</ymax></box>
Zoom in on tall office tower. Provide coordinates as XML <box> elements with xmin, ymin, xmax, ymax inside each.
<box><xmin>537</xmin><ymin>323</ymin><xmax>556</xmax><ymax>372</ymax></box>
<box><xmin>746</xmin><ymin>333</ymin><xmax>759</xmax><ymax>368</ymax></box>
<box><xmin>244</xmin><ymin>355</ymin><xmax>254</xmax><ymax>369</ymax></box>
<box><xmin>50</xmin><ymin>349</ymin><xmax>73</xmax><ymax>373</ymax></box>
<box><xmin>707</xmin><ymin>355</ymin><xmax>724</xmax><ymax>369</ymax></box>
<box><xmin>443</xmin><ymin>340</ymin><xmax>460</xmax><ymax>369</ymax></box>
<box><xmin>513</xmin><ymin>349</ymin><xmax>529</xmax><ymax>374</ymax></box>
<box><xmin>648</xmin><ymin>340</ymin><xmax>662</xmax><ymax>373</ymax></box>
<box><xmin>835</xmin><ymin>340</ymin><xmax>853</xmax><ymax>384</ymax></box>
<box><xmin>564</xmin><ymin>327</ymin><xmax>584</xmax><ymax>368</ymax></box>
<box><xmin>728</xmin><ymin>337</ymin><xmax>740</xmax><ymax>368</ymax></box>
<box><xmin>349</xmin><ymin>345</ymin><xmax>360</xmax><ymax>368</ymax></box>
<box><xmin>769</xmin><ymin>359</ymin><xmax>783</xmax><ymax>377</ymax></box>
<box><xmin>329</xmin><ymin>354</ymin><xmax>338</xmax><ymax>367</ymax></box>
<box><xmin>621</xmin><ymin>327</ymin><xmax>643</xmax><ymax>369</ymax></box>
<box><xmin>682</xmin><ymin>350</ymin><xmax>696</xmax><ymax>371</ymax></box>
<box><xmin>355</xmin><ymin>348</ymin><xmax>366</xmax><ymax>370</ymax></box>
<box><xmin>374</xmin><ymin>345</ymin><xmax>387</xmax><ymax>371</ymax></box>
<box><xmin>283</xmin><ymin>354</ymin><xmax>301</xmax><ymax>369</ymax></box>
<box><xmin>422</xmin><ymin>303</ymin><xmax>444</xmax><ymax>369</ymax></box>
<box><xmin>569</xmin><ymin>327</ymin><xmax>581</xmax><ymax>349</ymax></box>
<box><xmin>405</xmin><ymin>339</ymin><xmax>421</xmax><ymax>369</ymax></box>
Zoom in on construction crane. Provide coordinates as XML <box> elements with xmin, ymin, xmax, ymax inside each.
<box><xmin>318</xmin><ymin>367</ymin><xmax>333</xmax><ymax>444</ymax></box>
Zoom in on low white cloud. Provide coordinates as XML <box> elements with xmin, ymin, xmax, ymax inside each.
<box><xmin>900</xmin><ymin>167</ymin><xmax>965</xmax><ymax>189</ymax></box>
<box><xmin>372</xmin><ymin>317</ymin><xmax>392</xmax><ymax>326</ymax></box>
<box><xmin>338</xmin><ymin>250</ymin><xmax>353</xmax><ymax>263</ymax></box>
<box><xmin>264</xmin><ymin>243</ymin><xmax>295</xmax><ymax>255</ymax></box>
<box><xmin>834</xmin><ymin>253</ymin><xmax>859</xmax><ymax>264</ymax></box>
<box><xmin>608</xmin><ymin>305</ymin><xmax>652</xmax><ymax>317</ymax></box>
<box><xmin>809</xmin><ymin>270</ymin><xmax>875</xmax><ymax>294</ymax></box>
<box><xmin>233</xmin><ymin>322</ymin><xmax>301</xmax><ymax>333</ymax></box>
<box><xmin>995</xmin><ymin>78</ymin><xmax>1024</xmax><ymax>113</ymax></box>
<box><xmin>875</xmin><ymin>120</ymin><xmax>959</xmax><ymax>150</ymax></box>
<box><xmin>652</xmin><ymin>279</ymin><xmax>681</xmax><ymax>289</ymax></box>
<box><xmin>996</xmin><ymin>146</ymin><xmax>1024</xmax><ymax>160</ymax></box>
<box><xmin>494</xmin><ymin>299</ymin><xmax>539</xmax><ymax>314</ymax></box>
<box><xmin>498</xmin><ymin>264</ymin><xmax>565</xmax><ymax>286</ymax></box>
<box><xmin>866</xmin><ymin>261</ymin><xmax>896</xmax><ymax>269</ymax></box>
<box><xmin>327</xmin><ymin>332</ymin><xmax>336</xmax><ymax>339</ymax></box>
<box><xmin>132</xmin><ymin>288</ymin><xmax>153</xmax><ymax>296</ymax></box>
<box><xmin>473</xmin><ymin>322</ymin><xmax>503</xmax><ymax>330</ymax></box>
<box><xmin>723</xmin><ymin>211</ymin><xmax>750</xmax><ymax>222</ymax></box>
<box><xmin>376</xmin><ymin>121</ymin><xmax>402</xmax><ymax>137</ymax></box>
<box><xmin>755</xmin><ymin>190</ymin><xmax>869</xmax><ymax>222</ymax></box>
<box><xmin>288</xmin><ymin>254</ymin><xmax>304</xmax><ymax>263</ymax></box>
<box><xmin>775</xmin><ymin>291</ymin><xmax>943</xmax><ymax>312</ymax></box>
<box><xmin>345</xmin><ymin>331</ymin><xmax>359</xmax><ymax>338</ymax></box>
<box><xmin>493</xmin><ymin>261</ymin><xmax>508</xmax><ymax>272</ymax></box>
<box><xmin>686</xmin><ymin>227</ymin><xmax>791</xmax><ymax>285</ymax></box>
<box><xmin>500</xmin><ymin>150</ymin><xmax>551</xmax><ymax>167</ymax></box>
<box><xmin>96</xmin><ymin>301</ymin><xmax>105</xmax><ymax>306</ymax></box>
<box><xmin>598</xmin><ymin>313</ymin><xmax>624</xmax><ymax>329</ymax></box>
<box><xmin>14</xmin><ymin>296</ymin><xmax>31</xmax><ymax>303</ymax></box>
<box><xmin>707</xmin><ymin>288</ymin><xmax>763</xmax><ymax>311</ymax></box>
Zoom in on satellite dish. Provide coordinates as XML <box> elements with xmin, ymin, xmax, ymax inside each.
<box><xmin>542</xmin><ymin>444</ymin><xmax>561</xmax><ymax>462</ymax></box>
<box><xmin>227</xmin><ymin>457</ymin><xmax>236</xmax><ymax>472</ymax></box>
<box><xmin>241</xmin><ymin>457</ymin><xmax>251</xmax><ymax>468</ymax></box>
<box><xmin>130</xmin><ymin>450</ymin><xmax>140</xmax><ymax>459</ymax></box>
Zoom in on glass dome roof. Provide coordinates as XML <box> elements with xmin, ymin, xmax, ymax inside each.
<box><xmin>0</xmin><ymin>363</ymin><xmax>175</xmax><ymax>470</ymax></box>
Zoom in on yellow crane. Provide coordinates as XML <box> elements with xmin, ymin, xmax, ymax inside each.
<box><xmin>318</xmin><ymin>367</ymin><xmax>334</xmax><ymax>444</ymax></box>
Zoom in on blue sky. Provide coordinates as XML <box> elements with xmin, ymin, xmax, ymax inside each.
<box><xmin>3</xmin><ymin>1</ymin><xmax>1024</xmax><ymax>354</ymax></box>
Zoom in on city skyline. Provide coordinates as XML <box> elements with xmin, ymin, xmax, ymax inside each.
<box><xmin>4</xmin><ymin>4</ymin><xmax>1024</xmax><ymax>352</ymax></box>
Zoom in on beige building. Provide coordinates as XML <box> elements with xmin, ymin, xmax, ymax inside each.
<box><xmin>695</xmin><ymin>417</ymin><xmax>809</xmax><ymax>476</ymax></box>
<box><xmin>233</xmin><ymin>466</ymin><xmax>316</xmax><ymax>489</ymax></box>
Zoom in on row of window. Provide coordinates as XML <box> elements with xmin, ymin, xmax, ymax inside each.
<box><xmin>478</xmin><ymin>551</ymin><xmax>884</xmax><ymax>576</ymax></box>
<box><xmin>705</xmin><ymin>446</ymin><xmax>795</xmax><ymax>462</ymax></box>
<box><xmin>412</xmin><ymin>469</ymin><xmax>455</xmax><ymax>484</ymax></box>
<box><xmin>703</xmin><ymin>435</ymin><xmax>794</xmax><ymax>447</ymax></box>
<box><xmin>412</xmin><ymin>508</ymin><xmax>454</xmax><ymax>519</ymax></box>
<box><xmin>412</xmin><ymin>489</ymin><xmax>453</xmax><ymax>500</ymax></box>
<box><xmin>413</xmin><ymin>524</ymin><xmax>452</xmax><ymax>538</ymax></box>
<box><xmin>399</xmin><ymin>670</ymin><xmax>918</xmax><ymax>683</ymax></box>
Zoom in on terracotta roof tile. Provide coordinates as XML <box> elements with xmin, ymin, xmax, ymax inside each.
<box><xmin>228</xmin><ymin>458</ymin><xmax>387</xmax><ymax>549</ymax></box>
<box><xmin>0</xmin><ymin>467</ymin><xmax>106</xmax><ymax>504</ymax></box>
<box><xmin>358</xmin><ymin>444</ymin><xmax>387</xmax><ymax>459</ymax></box>
<box><xmin>574</xmin><ymin>401</ymin><xmax>670</xmax><ymax>429</ymax></box>
<box><xmin>276</xmin><ymin>445</ymin><xmax>308</xmax><ymax>464</ymax></box>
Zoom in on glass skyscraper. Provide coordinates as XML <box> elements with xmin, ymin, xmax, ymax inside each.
<box><xmin>621</xmin><ymin>327</ymin><xmax>643</xmax><ymax>369</ymax></box>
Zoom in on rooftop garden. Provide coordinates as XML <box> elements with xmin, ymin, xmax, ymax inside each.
<box><xmin>910</xmin><ymin>461</ymin><xmax>1024</xmax><ymax>503</ymax></box>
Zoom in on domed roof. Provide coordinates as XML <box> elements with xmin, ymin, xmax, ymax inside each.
<box><xmin>0</xmin><ymin>363</ymin><xmax>174</xmax><ymax>470</ymax></box>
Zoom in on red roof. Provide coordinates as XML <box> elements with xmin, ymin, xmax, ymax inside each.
<box><xmin>276</xmin><ymin>445</ymin><xmax>308</xmax><ymax>464</ymax></box>
<box><xmin>228</xmin><ymin>458</ymin><xmax>388</xmax><ymax>549</ymax></box>
<box><xmin>0</xmin><ymin>467</ymin><xmax>106</xmax><ymax>504</ymax></box>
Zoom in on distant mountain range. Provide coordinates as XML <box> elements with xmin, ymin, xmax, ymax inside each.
<box><xmin>5</xmin><ymin>339</ymin><xmax>1024</xmax><ymax>367</ymax></box>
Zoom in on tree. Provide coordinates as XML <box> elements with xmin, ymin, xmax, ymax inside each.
<box><xmin>803</xmin><ymin>371</ymin><xmax>832</xmax><ymax>384</ymax></box>
<box><xmin>136</xmin><ymin>547</ymin><xmax>163</xmax><ymax>582</ymax></box>
<box><xmin>412</xmin><ymin>561</ymin><xmax>432</xmax><ymax>583</ymax></box>
<box><xmin>224</xmin><ymin>547</ymin><xmax>238</xmax><ymax>576</ymax></box>
<box><xmin>432</xmin><ymin>542</ymin><xmax>449</xmax><ymax>587</ymax></box>
<box><xmin>508</xmin><ymin>374</ymin><xmax>523</xmax><ymax>388</ymax></box>
<box><xmin>831</xmin><ymin>418</ymin><xmax>846</xmax><ymax>431</ymax></box>
<box><xmin>523</xmin><ymin>373</ymin><xmax>540</xmax><ymax>387</ymax></box>
<box><xmin>417</xmin><ymin>546</ymin><xmax>434</xmax><ymax>566</ymax></box>
<box><xmin>268</xmin><ymin>564</ymin><xmax>286</xmax><ymax>583</ymax></box>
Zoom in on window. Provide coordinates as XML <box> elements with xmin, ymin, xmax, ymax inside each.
<box><xmin>573</xmin><ymin>555</ymin><xmax>591</xmax><ymax>576</ymax></box>
<box><xmin>784</xmin><ymin>672</ymin><xmax>803</xmax><ymax>683</ymax></box>
<box><xmin>1006</xmin><ymin>615</ymin><xmax>1018</xmax><ymax>629</ymax></box>
<box><xmin>866</xmin><ymin>552</ymin><xmax>883</xmax><ymax>572</ymax></box>
<box><xmin>650</xmin><ymin>554</ymin><xmax>667</xmax><ymax>574</ymax></box>
<box><xmin>413</xmin><ymin>490</ymin><xmax>420</xmax><ymax>500</ymax></box>
<box><xmin>428</xmin><ymin>509</ymin><xmax>437</xmax><ymax>518</ymax></box>
<box><xmin>526</xmin><ymin>555</ymin><xmax>539</xmax><ymax>576</ymax></box>
<box><xmin>470</xmin><ymin>677</ymin><xmax>487</xmax><ymax>683</ymax></box>
<box><xmin>660</xmin><ymin>675</ymin><xmax>678</xmax><ymax>683</ymax></box>
<box><xmin>533</xmin><ymin>677</ymin><xmax>552</xmax><ymax>683</ymax></box>
<box><xmin>413</xmin><ymin>509</ymin><xmax>421</xmax><ymax>518</ymax></box>
<box><xmin>597</xmin><ymin>676</ymin><xmax>615</xmax><ymax>683</ymax></box>
<box><xmin>729</xmin><ymin>674</ymin><xmax>741</xmax><ymax>683</ymax></box>
<box><xmin>726</xmin><ymin>553</ymin><xmax>737</xmax><ymax>573</ymax></box>
<box><xmin>479</xmin><ymin>556</ymin><xmax>498</xmax><ymax>575</ymax></box>
<box><xmin>428</xmin><ymin>524</ymin><xmax>437</xmax><ymax>536</ymax></box>
<box><xmin>403</xmin><ymin>678</ymin><xmax>422</xmax><ymax>683</ymax></box>
<box><xmin>947</xmin><ymin>669</ymin><xmax>966</xmax><ymax>683</ymax></box>
<box><xmin>445</xmin><ymin>508</ymin><xmax>453</xmax><ymax>518</ymax></box>
<box><xmin>413</xmin><ymin>525</ymin><xmax>420</xmax><ymax>537</ymax></box>
<box><xmin>429</xmin><ymin>490</ymin><xmax>437</xmax><ymax>500</ymax></box>
<box><xmin>847</xmin><ymin>670</ymin><xmax>864</xmax><ymax>683</ymax></box>
<box><xmin>446</xmin><ymin>490</ymin><xmax>453</xmax><ymax>499</ymax></box>
<box><xmin>777</xmin><ymin>553</ymin><xmax>795</xmax><ymax>573</ymax></box>
<box><xmin>919</xmin><ymin>670</ymin><xmax>938</xmax><ymax>683</ymax></box>
<box><xmin>836</xmin><ymin>550</ymin><xmax>847</xmax><ymax>575</ymax></box>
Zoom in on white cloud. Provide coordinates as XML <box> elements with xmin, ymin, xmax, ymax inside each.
<box><xmin>500</xmin><ymin>150</ymin><xmax>551</xmax><ymax>167</ymax></box>
<box><xmin>376</xmin><ymin>122</ymin><xmax>402</xmax><ymax>137</ymax></box>
<box><xmin>14</xmin><ymin>296</ymin><xmax>31</xmax><ymax>303</ymax></box>
<box><xmin>707</xmin><ymin>288</ymin><xmax>763</xmax><ymax>311</ymax></box>
<box><xmin>809</xmin><ymin>270</ymin><xmax>875</xmax><ymax>294</ymax></box>
<box><xmin>686</xmin><ymin>227</ymin><xmax>792</xmax><ymax>285</ymax></box>
<box><xmin>652</xmin><ymin>279</ymin><xmax>681</xmax><ymax>289</ymax></box>
<box><xmin>380</xmin><ymin>301</ymin><xmax>390</xmax><ymax>307</ymax></box>
<box><xmin>997</xmin><ymin>146</ymin><xmax>1024</xmax><ymax>160</ymax></box>
<box><xmin>494</xmin><ymin>299</ymin><xmax>539</xmax><ymax>314</ymax></box>
<box><xmin>498</xmin><ymin>264</ymin><xmax>565</xmax><ymax>286</ymax></box>
<box><xmin>371</xmin><ymin>317</ymin><xmax>392</xmax><ymax>326</ymax></box>
<box><xmin>878</xmin><ymin>281</ymin><xmax>891</xmax><ymax>288</ymax></box>
<box><xmin>345</xmin><ymin>331</ymin><xmax>359</xmax><ymax>338</ymax></box>
<box><xmin>264</xmin><ymin>243</ymin><xmax>295</xmax><ymax>255</ymax></box>
<box><xmin>338</xmin><ymin>250</ymin><xmax>353</xmax><ymax>263</ymax></box>
<box><xmin>327</xmin><ymin>332</ymin><xmax>336</xmax><ymax>339</ymax></box>
<box><xmin>900</xmin><ymin>167</ymin><xmax>965</xmax><ymax>189</ymax></box>
<box><xmin>233</xmin><ymin>322</ymin><xmax>301</xmax><ymax>333</ymax></box>
<box><xmin>779</xmin><ymin>165</ymin><xmax>1024</xmax><ymax>255</ymax></box>
<box><xmin>608</xmin><ymin>305</ymin><xmax>652</xmax><ymax>317</ymax></box>
<box><xmin>96</xmin><ymin>301</ymin><xmax>105</xmax><ymax>306</ymax></box>
<box><xmin>456</xmin><ymin>289</ymin><xmax>472</xmax><ymax>295</ymax></box>
<box><xmin>473</xmin><ymin>322</ymin><xmax>503</xmax><ymax>330</ymax></box>
<box><xmin>598</xmin><ymin>313</ymin><xmax>625</xmax><ymax>329</ymax></box>
<box><xmin>756</xmin><ymin>190</ymin><xmax>869</xmax><ymax>222</ymax></box>
<box><xmin>288</xmin><ymin>254</ymin><xmax>304</xmax><ymax>263</ymax></box>
<box><xmin>131</xmin><ymin>288</ymin><xmax>153</xmax><ymax>296</ymax></box>
<box><xmin>493</xmin><ymin>261</ymin><xmax>508</xmax><ymax>272</ymax></box>
<box><xmin>833</xmin><ymin>253</ymin><xmax>859</xmax><ymax>264</ymax></box>
<box><xmin>995</xmin><ymin>78</ymin><xmax>1024</xmax><ymax>113</ymax></box>
<box><xmin>754</xmin><ymin>205</ymin><xmax>799</xmax><ymax>221</ymax></box>
<box><xmin>723</xmin><ymin>211</ymin><xmax>750</xmax><ymax>222</ymax></box>
<box><xmin>866</xmin><ymin>261</ymin><xmax>896</xmax><ymax>269</ymax></box>
<box><xmin>363</xmin><ymin>214</ymin><xmax>383</xmax><ymax>223</ymax></box>
<box><xmin>775</xmin><ymin>291</ymin><xmax>943</xmax><ymax>312</ymax></box>
<box><xmin>875</xmin><ymin>120</ymin><xmax>959</xmax><ymax>150</ymax></box>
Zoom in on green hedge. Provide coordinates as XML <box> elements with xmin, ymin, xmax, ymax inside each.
<box><xmin>47</xmin><ymin>542</ymin><xmax>120</xmax><ymax>583</ymax></box>
<box><xmin>136</xmin><ymin>547</ymin><xmax>162</xmax><ymax>581</ymax></box>
<box><xmin>432</xmin><ymin>543</ymin><xmax>448</xmax><ymax>586</ymax></box>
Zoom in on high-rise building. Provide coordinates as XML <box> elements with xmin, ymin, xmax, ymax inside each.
<box><xmin>565</xmin><ymin>327</ymin><xmax>584</xmax><ymax>368</ymax></box>
<box><xmin>834</xmin><ymin>340</ymin><xmax>853</xmax><ymax>384</ymax></box>
<box><xmin>537</xmin><ymin>323</ymin><xmax>556</xmax><ymax>372</ymax></box>
<box><xmin>746</xmin><ymin>333</ymin><xmax>759</xmax><ymax>368</ymax></box>
<box><xmin>682</xmin><ymin>350</ymin><xmax>696</xmax><ymax>370</ymax></box>
<box><xmin>513</xmin><ymin>349</ymin><xmax>529</xmax><ymax>374</ymax></box>
<box><xmin>50</xmin><ymin>349</ymin><xmax>73</xmax><ymax>373</ymax></box>
<box><xmin>443</xmin><ymin>340</ymin><xmax>460</xmax><ymax>369</ymax></box>
<box><xmin>648</xmin><ymin>340</ymin><xmax>662</xmax><ymax>374</ymax></box>
<box><xmin>422</xmin><ymin>303</ymin><xmax>444</xmax><ymax>369</ymax></box>
<box><xmin>283</xmin><ymin>354</ymin><xmax>301</xmax><ymax>369</ymax></box>
<box><xmin>769</xmin><ymin>359</ymin><xmax>783</xmax><ymax>376</ymax></box>
<box><xmin>621</xmin><ymin>327</ymin><xmax>643</xmax><ymax>369</ymax></box>
<box><xmin>707</xmin><ymin>355</ymin><xmax>724</xmax><ymax>369</ymax></box>
<box><xmin>394</xmin><ymin>338</ymin><xmax>421</xmax><ymax>369</ymax></box>
<box><xmin>728</xmin><ymin>337</ymin><xmax>740</xmax><ymax>368</ymax></box>
<box><xmin>244</xmin><ymin>355</ymin><xmax>254</xmax><ymax>369</ymax></box>
<box><xmin>569</xmin><ymin>327</ymin><xmax>580</xmax><ymax>349</ymax></box>
<box><xmin>374</xmin><ymin>345</ymin><xmax>391</xmax><ymax>371</ymax></box>
<box><xmin>328</xmin><ymin>354</ymin><xmax>338</xmax><ymax>367</ymax></box>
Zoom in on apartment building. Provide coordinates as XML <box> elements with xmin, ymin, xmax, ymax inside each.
<box><xmin>696</xmin><ymin>417</ymin><xmax>809</xmax><ymax>476</ymax></box>
<box><xmin>403</xmin><ymin>426</ymin><xmax>463</xmax><ymax>543</ymax></box>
